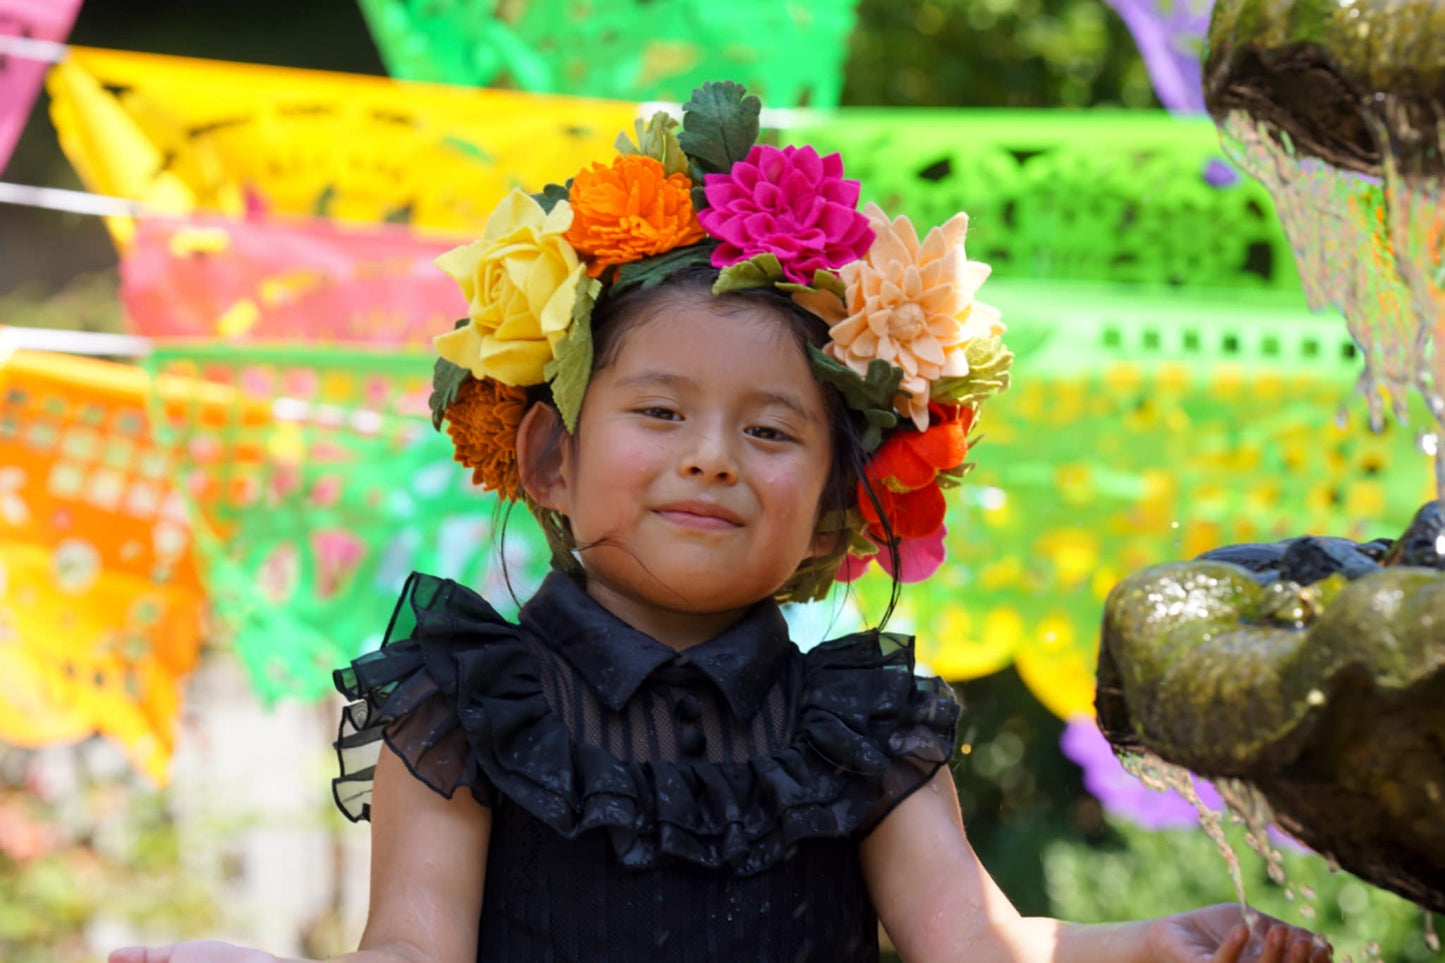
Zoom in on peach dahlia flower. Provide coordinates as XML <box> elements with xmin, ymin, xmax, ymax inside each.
<box><xmin>827</xmin><ymin>204</ymin><xmax>1002</xmax><ymax>430</ymax></box>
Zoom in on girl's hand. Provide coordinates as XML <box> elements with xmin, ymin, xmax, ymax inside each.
<box><xmin>108</xmin><ymin>942</ymin><xmax>282</xmax><ymax>963</ymax></box>
<box><xmin>1147</xmin><ymin>903</ymin><xmax>1333</xmax><ymax>963</ymax></box>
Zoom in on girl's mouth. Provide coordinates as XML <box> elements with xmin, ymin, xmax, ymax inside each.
<box><xmin>653</xmin><ymin>501</ymin><xmax>745</xmax><ymax>530</ymax></box>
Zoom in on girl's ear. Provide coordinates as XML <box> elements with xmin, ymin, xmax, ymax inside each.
<box><xmin>516</xmin><ymin>403</ymin><xmax>571</xmax><ymax>512</ymax></box>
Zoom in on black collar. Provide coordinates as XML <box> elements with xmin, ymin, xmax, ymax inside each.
<box><xmin>518</xmin><ymin>571</ymin><xmax>794</xmax><ymax>720</ymax></box>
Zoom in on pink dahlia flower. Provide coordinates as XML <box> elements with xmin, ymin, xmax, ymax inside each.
<box><xmin>698</xmin><ymin>145</ymin><xmax>875</xmax><ymax>284</ymax></box>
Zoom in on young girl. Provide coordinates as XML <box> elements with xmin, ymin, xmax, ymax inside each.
<box><xmin>112</xmin><ymin>84</ymin><xmax>1332</xmax><ymax>963</ymax></box>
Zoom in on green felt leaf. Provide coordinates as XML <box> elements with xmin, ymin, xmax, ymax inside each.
<box><xmin>776</xmin><ymin>269</ymin><xmax>848</xmax><ymax>315</ymax></box>
<box><xmin>612</xmin><ymin>239</ymin><xmax>721</xmax><ymax>294</ymax></box>
<box><xmin>809</xmin><ymin>269</ymin><xmax>847</xmax><ymax>298</ymax></box>
<box><xmin>428</xmin><ymin>318</ymin><xmax>473</xmax><ymax>431</ymax></box>
<box><xmin>935</xmin><ymin>461</ymin><xmax>978</xmax><ymax>489</ymax></box>
<box><xmin>808</xmin><ymin>345</ymin><xmax>908</xmax><ymax>452</ymax></box>
<box><xmin>713</xmin><ymin>253</ymin><xmax>785</xmax><ymax>294</ymax></box>
<box><xmin>531</xmin><ymin>180</ymin><xmax>572</xmax><ymax>214</ymax></box>
<box><xmin>616</xmin><ymin>112</ymin><xmax>690</xmax><ymax>178</ymax></box>
<box><xmin>930</xmin><ymin>336</ymin><xmax>1015</xmax><ymax>405</ymax></box>
<box><xmin>775</xmin><ymin>271</ymin><xmax>847</xmax><ymax>300</ymax></box>
<box><xmin>688</xmin><ymin>159</ymin><xmax>710</xmax><ymax>211</ymax></box>
<box><xmin>543</xmin><ymin>275</ymin><xmax>603</xmax><ymax>433</ymax></box>
<box><xmin>678</xmin><ymin>81</ymin><xmax>761</xmax><ymax>175</ymax></box>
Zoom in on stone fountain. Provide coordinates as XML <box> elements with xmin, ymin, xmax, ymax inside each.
<box><xmin>1094</xmin><ymin>0</ymin><xmax>1445</xmax><ymax>915</ymax></box>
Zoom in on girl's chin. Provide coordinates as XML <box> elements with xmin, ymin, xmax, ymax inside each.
<box><xmin>585</xmin><ymin>559</ymin><xmax>787</xmax><ymax>610</ymax></box>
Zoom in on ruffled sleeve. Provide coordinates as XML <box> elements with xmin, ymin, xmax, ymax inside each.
<box><xmin>331</xmin><ymin>572</ymin><xmax>518</xmax><ymax>821</ymax></box>
<box><xmin>799</xmin><ymin>630</ymin><xmax>961</xmax><ymax>835</ymax></box>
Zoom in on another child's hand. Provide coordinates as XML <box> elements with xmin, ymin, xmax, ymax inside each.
<box><xmin>109</xmin><ymin>942</ymin><xmax>282</xmax><ymax>963</ymax></box>
<box><xmin>1146</xmin><ymin>903</ymin><xmax>1332</xmax><ymax>963</ymax></box>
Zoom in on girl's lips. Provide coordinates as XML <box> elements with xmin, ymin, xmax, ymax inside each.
<box><xmin>653</xmin><ymin>502</ymin><xmax>744</xmax><ymax>530</ymax></box>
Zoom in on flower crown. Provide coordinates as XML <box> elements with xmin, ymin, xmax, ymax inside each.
<box><xmin>429</xmin><ymin>81</ymin><xmax>1013</xmax><ymax>603</ymax></box>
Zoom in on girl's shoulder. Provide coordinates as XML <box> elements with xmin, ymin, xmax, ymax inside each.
<box><xmin>331</xmin><ymin>572</ymin><xmax>527</xmax><ymax>821</ymax></box>
<box><xmin>331</xmin><ymin>572</ymin><xmax>961</xmax><ymax>876</ymax></box>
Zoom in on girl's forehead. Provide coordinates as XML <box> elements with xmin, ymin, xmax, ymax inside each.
<box><xmin>604</xmin><ymin>300</ymin><xmax>825</xmax><ymax>401</ymax></box>
<box><xmin>615</xmin><ymin>296</ymin><xmax>805</xmax><ymax>363</ymax></box>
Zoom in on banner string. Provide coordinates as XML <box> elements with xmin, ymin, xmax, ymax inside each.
<box><xmin>0</xmin><ymin>180</ymin><xmax>146</xmax><ymax>217</ymax></box>
<box><xmin>0</xmin><ymin>33</ymin><xmax>68</xmax><ymax>64</ymax></box>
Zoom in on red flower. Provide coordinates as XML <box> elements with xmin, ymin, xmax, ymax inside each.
<box><xmin>858</xmin><ymin>402</ymin><xmax>974</xmax><ymax>541</ymax></box>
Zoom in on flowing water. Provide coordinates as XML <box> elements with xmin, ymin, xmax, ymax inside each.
<box><xmin>1121</xmin><ymin>752</ymin><xmax>1256</xmax><ymax>924</ymax></box>
<box><xmin>1122</xmin><ymin>751</ymin><xmax>1445</xmax><ymax>958</ymax></box>
<box><xmin>1218</xmin><ymin>108</ymin><xmax>1445</xmax><ymax>497</ymax></box>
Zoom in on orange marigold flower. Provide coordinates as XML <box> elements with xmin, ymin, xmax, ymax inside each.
<box><xmin>445</xmin><ymin>377</ymin><xmax>529</xmax><ymax>499</ymax></box>
<box><xmin>565</xmin><ymin>154</ymin><xmax>705</xmax><ymax>277</ymax></box>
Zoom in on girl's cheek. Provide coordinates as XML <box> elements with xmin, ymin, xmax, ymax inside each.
<box><xmin>755</xmin><ymin>464</ymin><xmax>815</xmax><ymax>504</ymax></box>
<box><xmin>582</xmin><ymin>426</ymin><xmax>671</xmax><ymax>479</ymax></box>
<box><xmin>610</xmin><ymin>436</ymin><xmax>672</xmax><ymax>479</ymax></box>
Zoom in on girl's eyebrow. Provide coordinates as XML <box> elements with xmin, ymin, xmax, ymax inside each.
<box><xmin>613</xmin><ymin>371</ymin><xmax>693</xmax><ymax>390</ymax></box>
<box><xmin>748</xmin><ymin>389</ymin><xmax>820</xmax><ymax>423</ymax></box>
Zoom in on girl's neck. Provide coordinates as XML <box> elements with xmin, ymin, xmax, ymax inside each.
<box><xmin>583</xmin><ymin>577</ymin><xmax>753</xmax><ymax>651</ymax></box>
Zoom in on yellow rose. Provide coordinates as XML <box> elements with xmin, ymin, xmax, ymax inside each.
<box><xmin>433</xmin><ymin>189</ymin><xmax>590</xmax><ymax>386</ymax></box>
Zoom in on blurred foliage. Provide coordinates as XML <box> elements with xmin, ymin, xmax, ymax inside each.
<box><xmin>1046</xmin><ymin>817</ymin><xmax>1440</xmax><ymax>961</ymax></box>
<box><xmin>948</xmin><ymin>666</ymin><xmax>1108</xmax><ymax>917</ymax></box>
<box><xmin>0</xmin><ymin>743</ymin><xmax>220</xmax><ymax>963</ymax></box>
<box><xmin>846</xmin><ymin>0</ymin><xmax>1159</xmax><ymax>108</ymax></box>
<box><xmin>0</xmin><ymin>272</ymin><xmax>124</xmax><ymax>334</ymax></box>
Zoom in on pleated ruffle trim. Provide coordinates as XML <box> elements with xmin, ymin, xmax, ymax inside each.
<box><xmin>333</xmin><ymin>573</ymin><xmax>959</xmax><ymax>876</ymax></box>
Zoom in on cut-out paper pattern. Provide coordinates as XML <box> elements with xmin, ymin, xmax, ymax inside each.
<box><xmin>0</xmin><ymin>349</ymin><xmax>236</xmax><ymax>783</ymax></box>
<box><xmin>0</xmin><ymin>0</ymin><xmax>82</xmax><ymax>174</ymax></box>
<box><xmin>358</xmin><ymin>0</ymin><xmax>858</xmax><ymax>107</ymax></box>
<box><xmin>785</xmin><ymin>111</ymin><xmax>1287</xmax><ymax>289</ymax></box>
<box><xmin>140</xmin><ymin>344</ymin><xmax>552</xmax><ymax>705</ymax></box>
<box><xmin>121</xmin><ymin>215</ymin><xmax>465</xmax><ymax>345</ymax></box>
<box><xmin>46</xmin><ymin>46</ymin><xmax>637</xmax><ymax>245</ymax></box>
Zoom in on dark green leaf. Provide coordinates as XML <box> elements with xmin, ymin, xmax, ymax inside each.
<box><xmin>689</xmin><ymin>159</ymin><xmax>710</xmax><ymax>211</ymax></box>
<box><xmin>677</xmin><ymin>81</ymin><xmax>761</xmax><ymax>175</ymax></box>
<box><xmin>612</xmin><ymin>239</ymin><xmax>722</xmax><ymax>294</ymax></box>
<box><xmin>531</xmin><ymin>180</ymin><xmax>572</xmax><ymax>214</ymax></box>
<box><xmin>428</xmin><ymin>318</ymin><xmax>473</xmax><ymax>431</ymax></box>
<box><xmin>808</xmin><ymin>346</ymin><xmax>908</xmax><ymax>452</ymax></box>
<box><xmin>542</xmin><ymin>276</ymin><xmax>602</xmax><ymax>433</ymax></box>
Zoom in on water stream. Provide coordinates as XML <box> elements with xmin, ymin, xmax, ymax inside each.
<box><xmin>1119</xmin><ymin>751</ymin><xmax>1445</xmax><ymax>959</ymax></box>
<box><xmin>1217</xmin><ymin>108</ymin><xmax>1445</xmax><ymax>497</ymax></box>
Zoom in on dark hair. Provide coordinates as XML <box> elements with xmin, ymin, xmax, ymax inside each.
<box><xmin>499</xmin><ymin>263</ymin><xmax>903</xmax><ymax>625</ymax></box>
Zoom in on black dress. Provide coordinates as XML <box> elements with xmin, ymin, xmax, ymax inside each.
<box><xmin>332</xmin><ymin>571</ymin><xmax>960</xmax><ymax>962</ymax></box>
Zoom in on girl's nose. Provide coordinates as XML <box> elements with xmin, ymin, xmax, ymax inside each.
<box><xmin>680</xmin><ymin>429</ymin><xmax>738</xmax><ymax>482</ymax></box>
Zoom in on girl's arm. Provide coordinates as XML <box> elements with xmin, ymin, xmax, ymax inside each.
<box><xmin>352</xmin><ymin>742</ymin><xmax>492</xmax><ymax>962</ymax></box>
<box><xmin>860</xmin><ymin>769</ymin><xmax>1328</xmax><ymax>963</ymax></box>
<box><xmin>110</xmin><ymin>745</ymin><xmax>492</xmax><ymax>963</ymax></box>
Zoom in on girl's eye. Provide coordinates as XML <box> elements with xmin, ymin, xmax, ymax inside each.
<box><xmin>638</xmin><ymin>407</ymin><xmax>681</xmax><ymax>421</ymax></box>
<box><xmin>746</xmin><ymin>425</ymin><xmax>796</xmax><ymax>443</ymax></box>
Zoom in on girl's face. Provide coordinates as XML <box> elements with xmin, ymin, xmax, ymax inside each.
<box><xmin>544</xmin><ymin>294</ymin><xmax>836</xmax><ymax>624</ymax></box>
